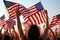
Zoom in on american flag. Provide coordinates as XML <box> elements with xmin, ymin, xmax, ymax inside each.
<box><xmin>4</xmin><ymin>0</ymin><xmax>30</xmax><ymax>20</ymax></box>
<box><xmin>0</xmin><ymin>19</ymin><xmax>15</xmax><ymax>30</ymax></box>
<box><xmin>0</xmin><ymin>20</ymin><xmax>6</xmax><ymax>26</ymax></box>
<box><xmin>49</xmin><ymin>14</ymin><xmax>60</xmax><ymax>27</ymax></box>
<box><xmin>4</xmin><ymin>0</ymin><xmax>47</xmax><ymax>26</ymax></box>
<box><xmin>24</xmin><ymin>2</ymin><xmax>47</xmax><ymax>25</ymax></box>
<box><xmin>0</xmin><ymin>15</ymin><xmax>5</xmax><ymax>26</ymax></box>
<box><xmin>4</xmin><ymin>19</ymin><xmax>14</xmax><ymax>30</ymax></box>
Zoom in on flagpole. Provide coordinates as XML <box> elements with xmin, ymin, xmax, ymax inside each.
<box><xmin>3</xmin><ymin>0</ymin><xmax>9</xmax><ymax>20</ymax></box>
<box><xmin>15</xmin><ymin>7</ymin><xmax>25</xmax><ymax>40</ymax></box>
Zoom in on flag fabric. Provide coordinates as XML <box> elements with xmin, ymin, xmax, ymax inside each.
<box><xmin>0</xmin><ymin>20</ymin><xmax>14</xmax><ymax>30</ymax></box>
<box><xmin>0</xmin><ymin>20</ymin><xmax>6</xmax><ymax>26</ymax></box>
<box><xmin>0</xmin><ymin>15</ymin><xmax>5</xmax><ymax>26</ymax></box>
<box><xmin>4</xmin><ymin>0</ymin><xmax>47</xmax><ymax>26</ymax></box>
<box><xmin>0</xmin><ymin>15</ymin><xmax>5</xmax><ymax>20</ymax></box>
<box><xmin>0</xmin><ymin>19</ymin><xmax>15</xmax><ymax>31</ymax></box>
<box><xmin>4</xmin><ymin>0</ymin><xmax>30</xmax><ymax>20</ymax></box>
<box><xmin>4</xmin><ymin>19</ymin><xmax>14</xmax><ymax>31</ymax></box>
<box><xmin>24</xmin><ymin>2</ymin><xmax>46</xmax><ymax>26</ymax></box>
<box><xmin>49</xmin><ymin>14</ymin><xmax>60</xmax><ymax>27</ymax></box>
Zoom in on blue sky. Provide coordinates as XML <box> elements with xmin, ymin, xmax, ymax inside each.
<box><xmin>0</xmin><ymin>0</ymin><xmax>60</xmax><ymax>19</ymax></box>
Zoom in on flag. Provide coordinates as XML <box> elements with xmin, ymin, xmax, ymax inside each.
<box><xmin>0</xmin><ymin>15</ymin><xmax>5</xmax><ymax>20</ymax></box>
<box><xmin>49</xmin><ymin>14</ymin><xmax>60</xmax><ymax>27</ymax></box>
<box><xmin>0</xmin><ymin>15</ymin><xmax>6</xmax><ymax>26</ymax></box>
<box><xmin>0</xmin><ymin>20</ymin><xmax>6</xmax><ymax>26</ymax></box>
<box><xmin>4</xmin><ymin>0</ymin><xmax>47</xmax><ymax>26</ymax></box>
<box><xmin>4</xmin><ymin>0</ymin><xmax>30</xmax><ymax>20</ymax></box>
<box><xmin>4</xmin><ymin>19</ymin><xmax>14</xmax><ymax>31</ymax></box>
<box><xmin>24</xmin><ymin>2</ymin><xmax>46</xmax><ymax>26</ymax></box>
<box><xmin>0</xmin><ymin>19</ymin><xmax>15</xmax><ymax>31</ymax></box>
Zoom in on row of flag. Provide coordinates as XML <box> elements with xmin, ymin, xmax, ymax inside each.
<box><xmin>0</xmin><ymin>0</ymin><xmax>60</xmax><ymax>31</ymax></box>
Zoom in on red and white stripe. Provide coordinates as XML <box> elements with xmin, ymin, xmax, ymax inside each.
<box><xmin>0</xmin><ymin>20</ymin><xmax>6</xmax><ymax>26</ymax></box>
<box><xmin>8</xmin><ymin>3</ymin><xmax>19</xmax><ymax>19</ymax></box>
<box><xmin>24</xmin><ymin>10</ymin><xmax>46</xmax><ymax>26</ymax></box>
<box><xmin>24</xmin><ymin>5</ymin><xmax>47</xmax><ymax>25</ymax></box>
<box><xmin>8</xmin><ymin>3</ymin><xmax>30</xmax><ymax>20</ymax></box>
<box><xmin>7</xmin><ymin>2</ymin><xmax>47</xmax><ymax>26</ymax></box>
<box><xmin>49</xmin><ymin>16</ymin><xmax>60</xmax><ymax>27</ymax></box>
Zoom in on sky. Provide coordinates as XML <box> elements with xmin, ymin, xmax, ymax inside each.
<box><xmin>0</xmin><ymin>0</ymin><xmax>60</xmax><ymax>19</ymax></box>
